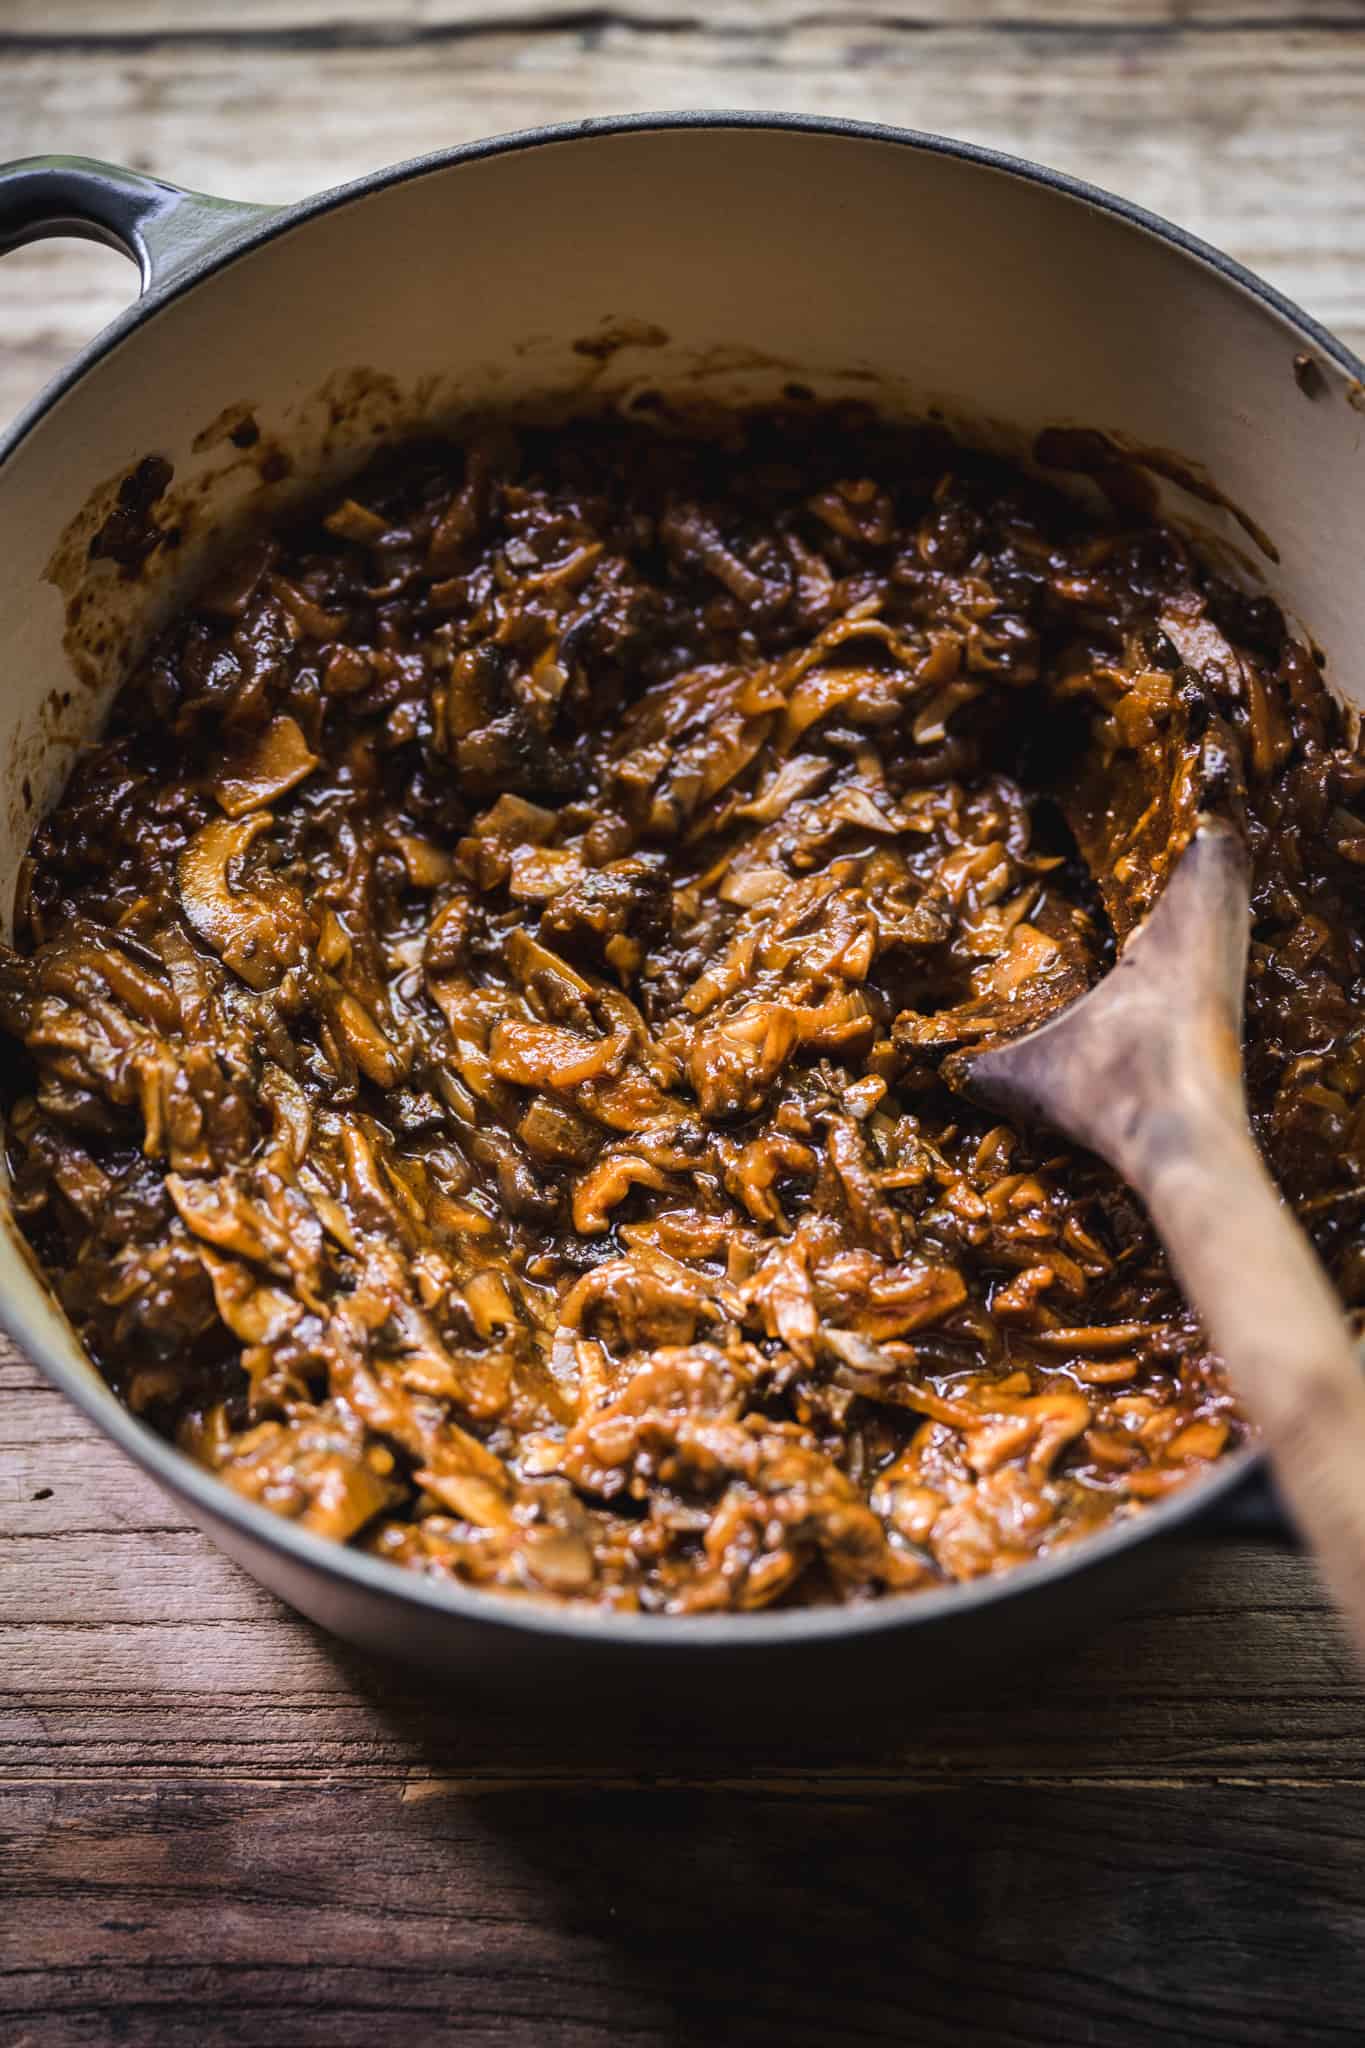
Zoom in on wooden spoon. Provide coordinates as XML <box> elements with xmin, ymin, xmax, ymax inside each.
<box><xmin>965</xmin><ymin>814</ymin><xmax>1365</xmax><ymax>1658</ymax></box>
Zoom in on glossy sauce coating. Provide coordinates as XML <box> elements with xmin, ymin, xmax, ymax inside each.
<box><xmin>4</xmin><ymin>411</ymin><xmax>1361</xmax><ymax>1613</ymax></box>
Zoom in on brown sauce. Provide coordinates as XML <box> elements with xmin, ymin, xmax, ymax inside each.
<box><xmin>3</xmin><ymin>408</ymin><xmax>1361</xmax><ymax>1614</ymax></box>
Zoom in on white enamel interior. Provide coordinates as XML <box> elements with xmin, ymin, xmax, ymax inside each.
<box><xmin>0</xmin><ymin>121</ymin><xmax>1359</xmax><ymax>1627</ymax></box>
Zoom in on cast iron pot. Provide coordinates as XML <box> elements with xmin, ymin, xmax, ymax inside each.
<box><xmin>0</xmin><ymin>116</ymin><xmax>1346</xmax><ymax>1712</ymax></box>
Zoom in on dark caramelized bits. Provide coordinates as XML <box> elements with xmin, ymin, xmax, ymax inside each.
<box><xmin>5</xmin><ymin>411</ymin><xmax>1362</xmax><ymax>1614</ymax></box>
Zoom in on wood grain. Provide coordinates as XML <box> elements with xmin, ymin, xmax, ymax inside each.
<box><xmin>5</xmin><ymin>7</ymin><xmax>1365</xmax><ymax>2044</ymax></box>
<box><xmin>8</xmin><ymin>1</ymin><xmax>1361</xmax><ymax>32</ymax></box>
<box><xmin>5</xmin><ymin>1780</ymin><xmax>1365</xmax><ymax>2047</ymax></box>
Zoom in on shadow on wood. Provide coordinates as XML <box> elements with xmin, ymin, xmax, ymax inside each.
<box><xmin>292</xmin><ymin>1533</ymin><xmax>1358</xmax><ymax>1778</ymax></box>
<box><xmin>8</xmin><ymin>1769</ymin><xmax>1362</xmax><ymax>2046</ymax></box>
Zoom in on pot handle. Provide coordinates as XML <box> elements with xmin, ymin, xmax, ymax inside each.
<box><xmin>0</xmin><ymin>154</ymin><xmax>275</xmax><ymax>293</ymax></box>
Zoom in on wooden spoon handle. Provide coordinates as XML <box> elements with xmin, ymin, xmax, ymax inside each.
<box><xmin>1138</xmin><ymin>1106</ymin><xmax>1365</xmax><ymax>1658</ymax></box>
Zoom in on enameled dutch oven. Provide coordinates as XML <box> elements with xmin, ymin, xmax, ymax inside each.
<box><xmin>0</xmin><ymin>115</ymin><xmax>1353</xmax><ymax>1713</ymax></box>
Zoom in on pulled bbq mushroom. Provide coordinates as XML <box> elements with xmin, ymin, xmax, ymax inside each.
<box><xmin>4</xmin><ymin>407</ymin><xmax>1353</xmax><ymax>1615</ymax></box>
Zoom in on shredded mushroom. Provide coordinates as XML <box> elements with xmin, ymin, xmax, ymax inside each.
<box><xmin>1</xmin><ymin>408</ymin><xmax>1354</xmax><ymax>1614</ymax></box>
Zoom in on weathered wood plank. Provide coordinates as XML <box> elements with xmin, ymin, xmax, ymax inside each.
<box><xmin>3</xmin><ymin>1779</ymin><xmax>1365</xmax><ymax>2046</ymax></box>
<box><xmin>1</xmin><ymin>24</ymin><xmax>1364</xmax><ymax>429</ymax></box>
<box><xmin>6</xmin><ymin>2</ymin><xmax>1360</xmax><ymax>34</ymax></box>
<box><xmin>5</xmin><ymin>1601</ymin><xmax>1364</xmax><ymax>1784</ymax></box>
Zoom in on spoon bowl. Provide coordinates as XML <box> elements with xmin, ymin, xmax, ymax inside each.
<box><xmin>967</xmin><ymin>817</ymin><xmax>1365</xmax><ymax>1660</ymax></box>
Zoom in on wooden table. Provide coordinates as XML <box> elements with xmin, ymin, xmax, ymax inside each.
<box><xmin>5</xmin><ymin>6</ymin><xmax>1365</xmax><ymax>2041</ymax></box>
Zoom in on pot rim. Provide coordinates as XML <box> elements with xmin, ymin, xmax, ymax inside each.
<box><xmin>0</xmin><ymin>109</ymin><xmax>1305</xmax><ymax>1652</ymax></box>
<box><xmin>7</xmin><ymin>109</ymin><xmax>1364</xmax><ymax>459</ymax></box>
